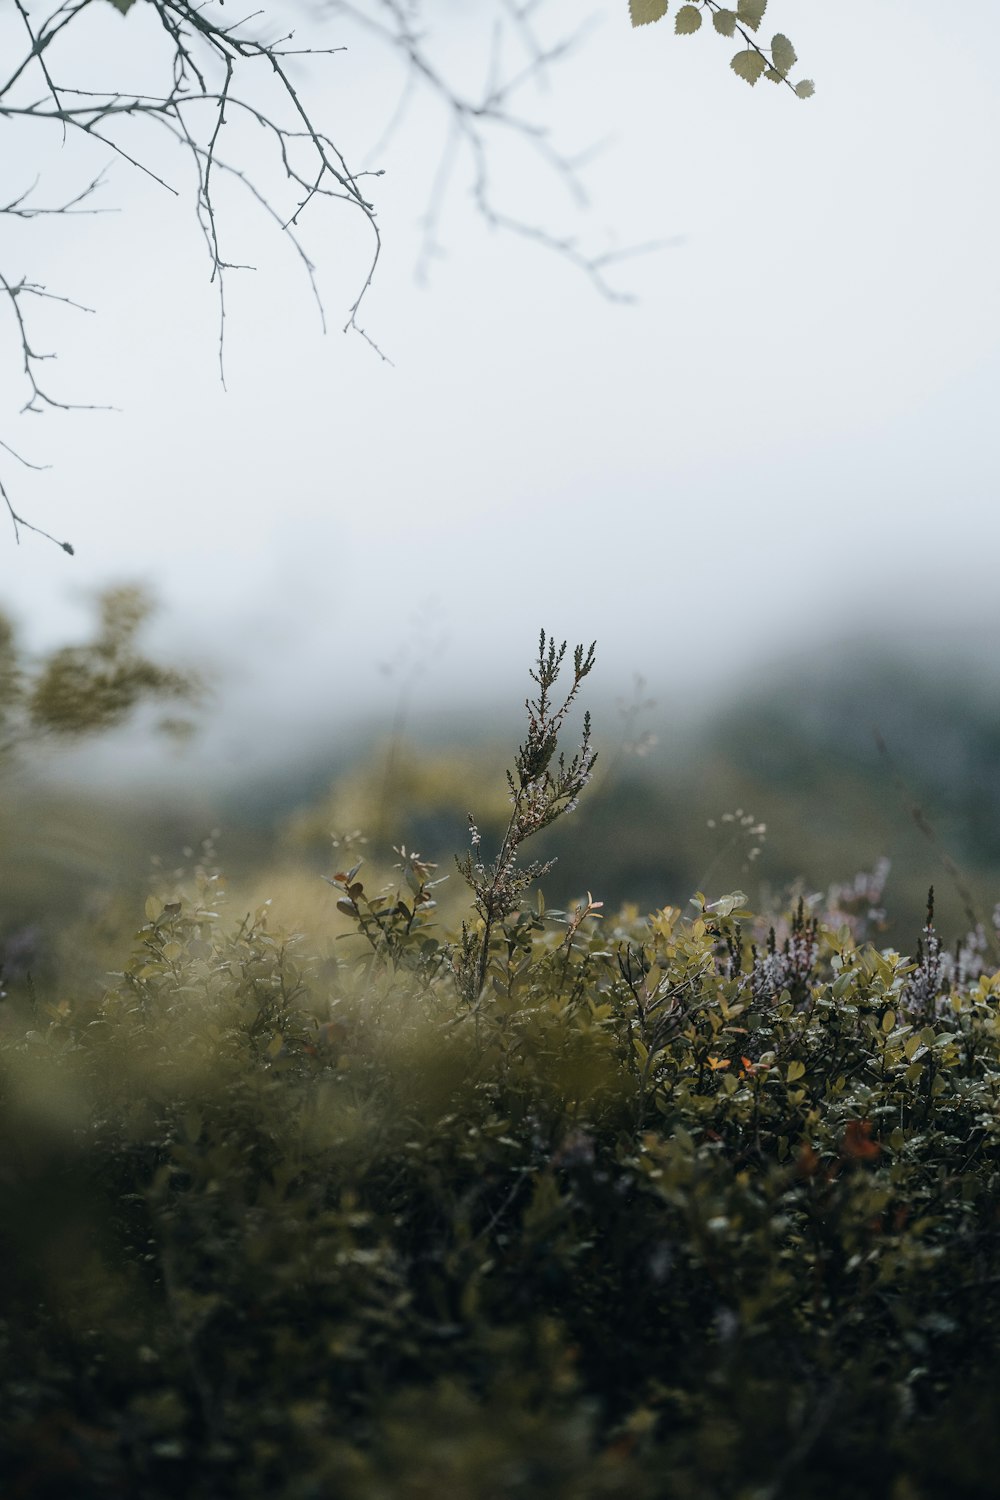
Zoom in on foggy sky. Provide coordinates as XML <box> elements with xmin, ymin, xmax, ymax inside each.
<box><xmin>2</xmin><ymin>0</ymin><xmax>999</xmax><ymax>785</ymax></box>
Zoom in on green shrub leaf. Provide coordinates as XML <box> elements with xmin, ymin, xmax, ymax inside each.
<box><xmin>713</xmin><ymin>9</ymin><xmax>738</xmax><ymax>36</ymax></box>
<box><xmin>706</xmin><ymin>890</ymin><xmax>748</xmax><ymax>918</ymax></box>
<box><xmin>675</xmin><ymin>5</ymin><xmax>703</xmax><ymax>34</ymax></box>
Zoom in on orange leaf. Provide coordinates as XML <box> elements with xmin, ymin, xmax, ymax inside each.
<box><xmin>842</xmin><ymin>1120</ymin><xmax>881</xmax><ymax>1161</ymax></box>
<box><xmin>795</xmin><ymin>1143</ymin><xmax>820</xmax><ymax>1178</ymax></box>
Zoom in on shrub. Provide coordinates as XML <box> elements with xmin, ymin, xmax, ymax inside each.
<box><xmin>2</xmin><ymin>635</ymin><xmax>1000</xmax><ymax>1498</ymax></box>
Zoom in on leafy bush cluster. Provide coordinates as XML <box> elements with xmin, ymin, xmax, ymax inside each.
<box><xmin>3</xmin><ymin>638</ymin><xmax>1000</xmax><ymax>1498</ymax></box>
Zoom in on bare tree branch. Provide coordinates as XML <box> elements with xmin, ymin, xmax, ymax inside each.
<box><xmin>2</xmin><ymin>0</ymin><xmax>386</xmax><ymax>549</ymax></box>
<box><xmin>331</xmin><ymin>0</ymin><xmax>640</xmax><ymax>295</ymax></box>
<box><xmin>1</xmin><ymin>1</ymin><xmax>653</xmax><ymax>551</ymax></box>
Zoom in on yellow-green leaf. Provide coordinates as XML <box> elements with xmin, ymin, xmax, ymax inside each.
<box><xmin>675</xmin><ymin>5</ymin><xmax>702</xmax><ymax>34</ymax></box>
<box><xmin>786</xmin><ymin>1060</ymin><xmax>806</xmax><ymax>1082</ymax></box>
<box><xmin>794</xmin><ymin>79</ymin><xmax>816</xmax><ymax>99</ymax></box>
<box><xmin>736</xmin><ymin>0</ymin><xmax>767</xmax><ymax>32</ymax></box>
<box><xmin>832</xmin><ymin>970</ymin><xmax>854</xmax><ymax>999</ymax></box>
<box><xmin>706</xmin><ymin>890</ymin><xmax>748</xmax><ymax>918</ymax></box>
<box><xmin>630</xmin><ymin>0</ymin><xmax>669</xmax><ymax>26</ymax></box>
<box><xmin>771</xmin><ymin>33</ymin><xmax>797</xmax><ymax>75</ymax></box>
<box><xmin>731</xmin><ymin>49</ymin><xmax>767</xmax><ymax>86</ymax></box>
<box><xmin>713</xmin><ymin>9</ymin><xmax>737</xmax><ymax>36</ymax></box>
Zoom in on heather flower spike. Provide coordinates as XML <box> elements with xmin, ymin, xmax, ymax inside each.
<box><xmin>457</xmin><ymin>630</ymin><xmax>597</xmax><ymax>1002</ymax></box>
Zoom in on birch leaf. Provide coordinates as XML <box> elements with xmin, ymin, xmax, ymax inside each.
<box><xmin>630</xmin><ymin>0</ymin><xmax>669</xmax><ymax>26</ymax></box>
<box><xmin>731</xmin><ymin>50</ymin><xmax>767</xmax><ymax>86</ymax></box>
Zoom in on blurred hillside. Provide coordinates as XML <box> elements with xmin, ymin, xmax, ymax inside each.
<box><xmin>3</xmin><ymin>640</ymin><xmax>999</xmax><ymax>994</ymax></box>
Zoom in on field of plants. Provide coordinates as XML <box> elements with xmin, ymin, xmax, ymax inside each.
<box><xmin>3</xmin><ymin>633</ymin><xmax>1000</xmax><ymax>1498</ymax></box>
<box><xmin>3</xmin><ymin>0</ymin><xmax>998</xmax><ymax>1490</ymax></box>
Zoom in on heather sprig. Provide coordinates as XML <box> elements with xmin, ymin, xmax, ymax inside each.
<box><xmin>457</xmin><ymin>630</ymin><xmax>597</xmax><ymax>1001</ymax></box>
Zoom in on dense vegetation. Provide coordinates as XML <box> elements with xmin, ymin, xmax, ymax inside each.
<box><xmin>3</xmin><ymin>634</ymin><xmax>1000</xmax><ymax>1497</ymax></box>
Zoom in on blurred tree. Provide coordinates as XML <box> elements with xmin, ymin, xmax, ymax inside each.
<box><xmin>0</xmin><ymin>583</ymin><xmax>200</xmax><ymax>987</ymax></box>
<box><xmin>0</xmin><ymin>585</ymin><xmax>197</xmax><ymax>762</ymax></box>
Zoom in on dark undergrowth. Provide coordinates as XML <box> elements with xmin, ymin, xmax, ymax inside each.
<box><xmin>3</xmin><ymin>636</ymin><xmax>1000</xmax><ymax>1499</ymax></box>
